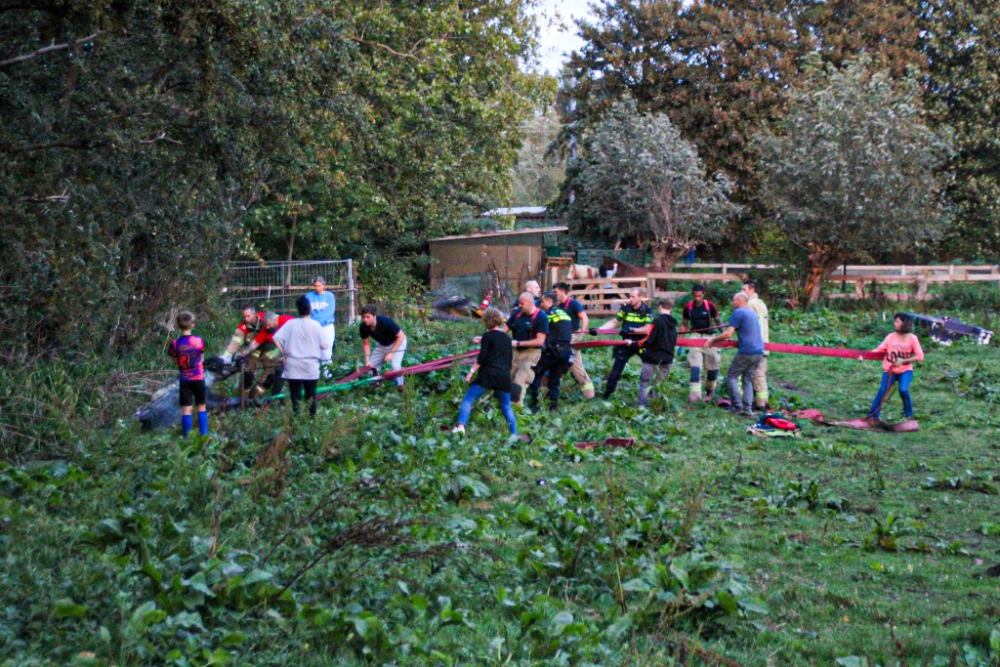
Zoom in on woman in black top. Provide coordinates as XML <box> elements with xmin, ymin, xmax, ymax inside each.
<box><xmin>453</xmin><ymin>308</ymin><xmax>518</xmax><ymax>435</ymax></box>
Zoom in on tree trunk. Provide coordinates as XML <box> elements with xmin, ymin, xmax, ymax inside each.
<box><xmin>648</xmin><ymin>239</ymin><xmax>691</xmax><ymax>272</ymax></box>
<box><xmin>803</xmin><ymin>246</ymin><xmax>845</xmax><ymax>307</ymax></box>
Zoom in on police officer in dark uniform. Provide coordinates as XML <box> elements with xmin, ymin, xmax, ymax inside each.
<box><xmin>591</xmin><ymin>287</ymin><xmax>653</xmax><ymax>399</ymax></box>
<box><xmin>529</xmin><ymin>292</ymin><xmax>575</xmax><ymax>412</ymax></box>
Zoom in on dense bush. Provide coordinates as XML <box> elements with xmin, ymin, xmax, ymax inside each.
<box><xmin>930</xmin><ymin>282</ymin><xmax>1000</xmax><ymax>313</ymax></box>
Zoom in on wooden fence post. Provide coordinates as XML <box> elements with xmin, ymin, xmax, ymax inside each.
<box><xmin>855</xmin><ymin>277</ymin><xmax>865</xmax><ymax>300</ymax></box>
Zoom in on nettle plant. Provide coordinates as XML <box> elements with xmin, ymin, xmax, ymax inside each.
<box><xmin>514</xmin><ymin>474</ymin><xmax>766</xmax><ymax>630</ymax></box>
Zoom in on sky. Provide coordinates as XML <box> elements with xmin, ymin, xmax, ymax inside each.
<box><xmin>531</xmin><ymin>0</ymin><xmax>597</xmax><ymax>75</ymax></box>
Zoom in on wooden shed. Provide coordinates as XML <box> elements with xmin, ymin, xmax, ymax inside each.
<box><xmin>428</xmin><ymin>226</ymin><xmax>568</xmax><ymax>290</ymax></box>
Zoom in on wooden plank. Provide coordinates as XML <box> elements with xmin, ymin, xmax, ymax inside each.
<box><xmin>842</xmin><ymin>274</ymin><xmax>1000</xmax><ymax>283</ymax></box>
<box><xmin>687</xmin><ymin>263</ymin><xmax>776</xmax><ymax>270</ymax></box>
<box><xmin>645</xmin><ymin>272</ymin><xmax>746</xmax><ymax>282</ymax></box>
<box><xmin>567</xmin><ymin>287</ymin><xmax>641</xmax><ymax>296</ymax></box>
<box><xmin>233</xmin><ymin>284</ymin><xmax>350</xmax><ymax>292</ymax></box>
<box><xmin>563</xmin><ymin>277</ymin><xmax>646</xmax><ymax>285</ymax></box>
<box><xmin>825</xmin><ymin>293</ymin><xmax>933</xmax><ymax>301</ymax></box>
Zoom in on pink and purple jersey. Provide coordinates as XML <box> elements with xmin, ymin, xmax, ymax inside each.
<box><xmin>169</xmin><ymin>335</ymin><xmax>206</xmax><ymax>381</ymax></box>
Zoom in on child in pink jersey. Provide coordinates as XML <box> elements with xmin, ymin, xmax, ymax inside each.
<box><xmin>168</xmin><ymin>311</ymin><xmax>208</xmax><ymax>437</ymax></box>
<box><xmin>868</xmin><ymin>313</ymin><xmax>925</xmax><ymax>420</ymax></box>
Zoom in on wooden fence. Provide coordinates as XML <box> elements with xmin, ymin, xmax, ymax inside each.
<box><xmin>561</xmin><ymin>264</ymin><xmax>1000</xmax><ymax>314</ymax></box>
<box><xmin>562</xmin><ymin>277</ymin><xmax>647</xmax><ymax>317</ymax></box>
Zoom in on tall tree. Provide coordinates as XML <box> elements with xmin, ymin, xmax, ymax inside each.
<box><xmin>1</xmin><ymin>0</ymin><xmax>354</xmax><ymax>351</ymax></box>
<box><xmin>577</xmin><ymin>100</ymin><xmax>736</xmax><ymax>270</ymax></box>
<box><xmin>246</xmin><ymin>0</ymin><xmax>540</xmax><ymax>270</ymax></box>
<box><xmin>0</xmin><ymin>0</ymin><xmax>538</xmax><ymax>353</ymax></box>
<box><xmin>755</xmin><ymin>57</ymin><xmax>952</xmax><ymax>305</ymax></box>
<box><xmin>510</xmin><ymin>77</ymin><xmax>565</xmax><ymax>207</ymax></box>
<box><xmin>558</xmin><ymin>0</ymin><xmax>925</xmax><ymax>230</ymax></box>
<box><xmin>920</xmin><ymin>0</ymin><xmax>1000</xmax><ymax>259</ymax></box>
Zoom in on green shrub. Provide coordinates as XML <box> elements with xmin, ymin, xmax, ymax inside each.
<box><xmin>931</xmin><ymin>282</ymin><xmax>1000</xmax><ymax>312</ymax></box>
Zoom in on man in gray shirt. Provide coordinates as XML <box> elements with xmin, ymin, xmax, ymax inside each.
<box><xmin>706</xmin><ymin>292</ymin><xmax>764</xmax><ymax>416</ymax></box>
<box><xmin>272</xmin><ymin>296</ymin><xmax>327</xmax><ymax>416</ymax></box>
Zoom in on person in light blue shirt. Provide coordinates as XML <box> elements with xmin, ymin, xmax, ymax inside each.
<box><xmin>305</xmin><ymin>276</ymin><xmax>336</xmax><ymax>376</ymax></box>
<box><xmin>705</xmin><ymin>292</ymin><xmax>763</xmax><ymax>415</ymax></box>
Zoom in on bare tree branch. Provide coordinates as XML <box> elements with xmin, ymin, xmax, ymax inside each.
<box><xmin>20</xmin><ymin>189</ymin><xmax>70</xmax><ymax>203</ymax></box>
<box><xmin>0</xmin><ymin>3</ymin><xmax>55</xmax><ymax>12</ymax></box>
<box><xmin>349</xmin><ymin>36</ymin><xmax>425</xmax><ymax>62</ymax></box>
<box><xmin>138</xmin><ymin>130</ymin><xmax>182</xmax><ymax>145</ymax></box>
<box><xmin>0</xmin><ymin>31</ymin><xmax>103</xmax><ymax>68</ymax></box>
<box><xmin>0</xmin><ymin>140</ymin><xmax>97</xmax><ymax>153</ymax></box>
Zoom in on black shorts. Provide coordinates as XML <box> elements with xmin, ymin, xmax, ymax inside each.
<box><xmin>179</xmin><ymin>379</ymin><xmax>207</xmax><ymax>407</ymax></box>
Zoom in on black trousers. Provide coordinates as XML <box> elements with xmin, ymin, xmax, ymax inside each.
<box><xmin>529</xmin><ymin>353</ymin><xmax>572</xmax><ymax>410</ymax></box>
<box><xmin>604</xmin><ymin>344</ymin><xmax>641</xmax><ymax>398</ymax></box>
<box><xmin>287</xmin><ymin>379</ymin><xmax>318</xmax><ymax>416</ymax></box>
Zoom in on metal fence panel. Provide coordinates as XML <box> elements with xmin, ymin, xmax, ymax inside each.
<box><xmin>224</xmin><ymin>260</ymin><xmax>356</xmax><ymax>323</ymax></box>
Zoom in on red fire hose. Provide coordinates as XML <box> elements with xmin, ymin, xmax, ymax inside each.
<box><xmin>587</xmin><ymin>332</ymin><xmax>884</xmax><ymax>360</ymax></box>
<box><xmin>334</xmin><ymin>337</ymin><xmax>883</xmax><ymax>389</ymax></box>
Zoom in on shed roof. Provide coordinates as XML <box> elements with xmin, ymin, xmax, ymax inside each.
<box><xmin>430</xmin><ymin>226</ymin><xmax>568</xmax><ymax>243</ymax></box>
<box><xmin>476</xmin><ymin>206</ymin><xmax>549</xmax><ymax>218</ymax></box>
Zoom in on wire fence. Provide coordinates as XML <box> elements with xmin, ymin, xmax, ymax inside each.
<box><xmin>223</xmin><ymin>259</ymin><xmax>356</xmax><ymax>322</ymax></box>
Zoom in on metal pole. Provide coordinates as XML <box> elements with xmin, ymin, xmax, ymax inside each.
<box><xmin>346</xmin><ymin>259</ymin><xmax>356</xmax><ymax>324</ymax></box>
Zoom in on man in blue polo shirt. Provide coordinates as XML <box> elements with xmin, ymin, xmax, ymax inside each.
<box><xmin>705</xmin><ymin>292</ymin><xmax>764</xmax><ymax>416</ymax></box>
<box><xmin>304</xmin><ymin>276</ymin><xmax>336</xmax><ymax>378</ymax></box>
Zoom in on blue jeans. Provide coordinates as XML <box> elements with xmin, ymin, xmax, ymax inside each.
<box><xmin>869</xmin><ymin>371</ymin><xmax>913</xmax><ymax>418</ymax></box>
<box><xmin>458</xmin><ymin>383</ymin><xmax>518</xmax><ymax>434</ymax></box>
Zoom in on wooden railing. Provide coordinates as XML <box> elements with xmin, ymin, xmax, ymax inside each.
<box><xmin>563</xmin><ymin>277</ymin><xmax>646</xmax><ymax>316</ymax></box>
<box><xmin>562</xmin><ymin>264</ymin><xmax>1000</xmax><ymax>311</ymax></box>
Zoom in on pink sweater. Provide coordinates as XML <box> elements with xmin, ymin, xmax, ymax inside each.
<box><xmin>874</xmin><ymin>332</ymin><xmax>924</xmax><ymax>374</ymax></box>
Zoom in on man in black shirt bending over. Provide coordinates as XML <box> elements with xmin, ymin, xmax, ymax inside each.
<box><xmin>553</xmin><ymin>281</ymin><xmax>595</xmax><ymax>399</ymax></box>
<box><xmin>360</xmin><ymin>305</ymin><xmax>407</xmax><ymax>391</ymax></box>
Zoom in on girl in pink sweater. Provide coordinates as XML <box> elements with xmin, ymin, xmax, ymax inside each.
<box><xmin>868</xmin><ymin>313</ymin><xmax>925</xmax><ymax>419</ymax></box>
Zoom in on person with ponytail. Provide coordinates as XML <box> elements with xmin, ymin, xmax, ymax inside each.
<box><xmin>868</xmin><ymin>313</ymin><xmax>924</xmax><ymax>420</ymax></box>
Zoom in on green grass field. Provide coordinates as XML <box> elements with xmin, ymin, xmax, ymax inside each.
<box><xmin>2</xmin><ymin>308</ymin><xmax>999</xmax><ymax>666</ymax></box>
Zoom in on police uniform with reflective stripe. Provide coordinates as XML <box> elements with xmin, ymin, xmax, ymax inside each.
<box><xmin>530</xmin><ymin>306</ymin><xmax>574</xmax><ymax>411</ymax></box>
<box><xmin>603</xmin><ymin>303</ymin><xmax>653</xmax><ymax>398</ymax></box>
<box><xmin>616</xmin><ymin>304</ymin><xmax>654</xmax><ymax>339</ymax></box>
<box><xmin>562</xmin><ymin>296</ymin><xmax>596</xmax><ymax>396</ymax></box>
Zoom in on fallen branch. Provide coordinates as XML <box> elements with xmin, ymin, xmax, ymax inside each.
<box><xmin>20</xmin><ymin>189</ymin><xmax>70</xmax><ymax>203</ymax></box>
<box><xmin>666</xmin><ymin>630</ymin><xmax>747</xmax><ymax>667</ymax></box>
<box><xmin>0</xmin><ymin>31</ymin><xmax>103</xmax><ymax>67</ymax></box>
<box><xmin>1</xmin><ymin>140</ymin><xmax>97</xmax><ymax>153</ymax></box>
<box><xmin>138</xmin><ymin>130</ymin><xmax>182</xmax><ymax>145</ymax></box>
